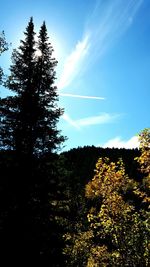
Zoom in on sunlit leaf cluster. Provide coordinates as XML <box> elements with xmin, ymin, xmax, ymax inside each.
<box><xmin>64</xmin><ymin>129</ymin><xmax>150</xmax><ymax>266</ymax></box>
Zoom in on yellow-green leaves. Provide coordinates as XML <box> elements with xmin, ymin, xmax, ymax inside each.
<box><xmin>136</xmin><ymin>128</ymin><xmax>150</xmax><ymax>177</ymax></box>
<box><xmin>86</xmin><ymin>158</ymin><xmax>127</xmax><ymax>200</ymax></box>
<box><xmin>63</xmin><ymin>129</ymin><xmax>150</xmax><ymax>266</ymax></box>
<box><xmin>85</xmin><ymin>129</ymin><xmax>150</xmax><ymax>266</ymax></box>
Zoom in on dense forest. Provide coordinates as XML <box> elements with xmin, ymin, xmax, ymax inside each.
<box><xmin>0</xmin><ymin>19</ymin><xmax>149</xmax><ymax>266</ymax></box>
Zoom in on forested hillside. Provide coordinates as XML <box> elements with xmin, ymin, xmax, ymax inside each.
<box><xmin>62</xmin><ymin>146</ymin><xmax>141</xmax><ymax>186</ymax></box>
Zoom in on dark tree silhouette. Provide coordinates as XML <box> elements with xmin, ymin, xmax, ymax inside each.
<box><xmin>0</xmin><ymin>18</ymin><xmax>66</xmax><ymax>263</ymax></box>
<box><xmin>0</xmin><ymin>18</ymin><xmax>64</xmax><ymax>157</ymax></box>
<box><xmin>0</xmin><ymin>31</ymin><xmax>8</xmax><ymax>83</ymax></box>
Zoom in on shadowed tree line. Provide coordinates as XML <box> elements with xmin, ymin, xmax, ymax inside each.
<box><xmin>0</xmin><ymin>19</ymin><xmax>149</xmax><ymax>266</ymax></box>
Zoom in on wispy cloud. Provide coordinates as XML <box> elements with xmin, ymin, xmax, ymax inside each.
<box><xmin>58</xmin><ymin>0</ymin><xmax>143</xmax><ymax>90</ymax></box>
<box><xmin>77</xmin><ymin>113</ymin><xmax>118</xmax><ymax>127</ymax></box>
<box><xmin>62</xmin><ymin>113</ymin><xmax>80</xmax><ymax>130</ymax></box>
<box><xmin>102</xmin><ymin>136</ymin><xmax>139</xmax><ymax>149</ymax></box>
<box><xmin>62</xmin><ymin>112</ymin><xmax>119</xmax><ymax>129</ymax></box>
<box><xmin>57</xmin><ymin>34</ymin><xmax>89</xmax><ymax>90</ymax></box>
<box><xmin>59</xmin><ymin>93</ymin><xmax>105</xmax><ymax>100</ymax></box>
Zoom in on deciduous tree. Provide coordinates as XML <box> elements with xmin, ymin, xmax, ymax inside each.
<box><xmin>64</xmin><ymin>129</ymin><xmax>150</xmax><ymax>266</ymax></box>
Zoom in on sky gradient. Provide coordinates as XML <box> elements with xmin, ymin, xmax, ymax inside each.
<box><xmin>0</xmin><ymin>0</ymin><xmax>150</xmax><ymax>151</ymax></box>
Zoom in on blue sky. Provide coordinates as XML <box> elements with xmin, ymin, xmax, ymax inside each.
<box><xmin>0</xmin><ymin>0</ymin><xmax>150</xmax><ymax>151</ymax></box>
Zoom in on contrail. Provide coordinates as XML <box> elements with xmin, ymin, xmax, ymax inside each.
<box><xmin>59</xmin><ymin>93</ymin><xmax>105</xmax><ymax>100</ymax></box>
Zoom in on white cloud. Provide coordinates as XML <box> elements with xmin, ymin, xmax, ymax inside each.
<box><xmin>57</xmin><ymin>34</ymin><xmax>89</xmax><ymax>90</ymax></box>
<box><xmin>62</xmin><ymin>112</ymin><xmax>119</xmax><ymax>129</ymax></box>
<box><xmin>62</xmin><ymin>113</ymin><xmax>80</xmax><ymax>130</ymax></box>
<box><xmin>59</xmin><ymin>93</ymin><xmax>105</xmax><ymax>100</ymax></box>
<box><xmin>77</xmin><ymin>113</ymin><xmax>118</xmax><ymax>127</ymax></box>
<box><xmin>102</xmin><ymin>136</ymin><xmax>139</xmax><ymax>149</ymax></box>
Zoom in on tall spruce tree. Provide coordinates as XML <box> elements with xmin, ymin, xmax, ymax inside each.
<box><xmin>0</xmin><ymin>18</ymin><xmax>64</xmax><ymax>157</ymax></box>
<box><xmin>0</xmin><ymin>18</ymin><xmax>66</xmax><ymax>263</ymax></box>
<box><xmin>0</xmin><ymin>19</ymin><xmax>36</xmax><ymax>154</ymax></box>
<box><xmin>34</xmin><ymin>21</ymin><xmax>65</xmax><ymax>155</ymax></box>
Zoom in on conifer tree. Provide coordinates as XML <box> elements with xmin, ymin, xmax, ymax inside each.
<box><xmin>0</xmin><ymin>18</ymin><xmax>64</xmax><ymax>157</ymax></box>
<box><xmin>33</xmin><ymin>21</ymin><xmax>64</xmax><ymax>155</ymax></box>
<box><xmin>0</xmin><ymin>18</ymin><xmax>66</xmax><ymax>262</ymax></box>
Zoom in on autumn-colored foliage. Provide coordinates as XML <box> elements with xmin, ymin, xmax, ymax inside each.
<box><xmin>64</xmin><ymin>129</ymin><xmax>150</xmax><ymax>266</ymax></box>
